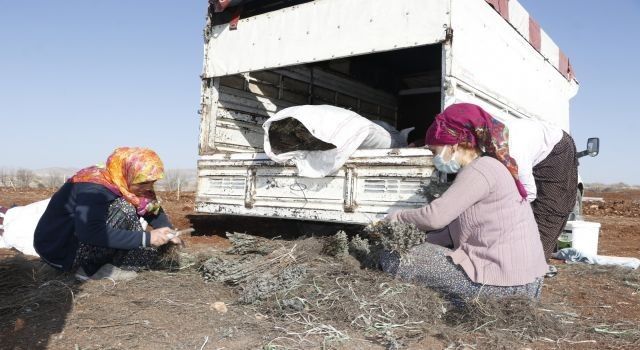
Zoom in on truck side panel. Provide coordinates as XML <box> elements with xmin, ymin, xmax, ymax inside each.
<box><xmin>449</xmin><ymin>0</ymin><xmax>578</xmax><ymax>130</ymax></box>
<box><xmin>203</xmin><ymin>0</ymin><xmax>450</xmax><ymax>77</ymax></box>
<box><xmin>196</xmin><ymin>0</ymin><xmax>580</xmax><ymax>224</ymax></box>
<box><xmin>196</xmin><ymin>149</ymin><xmax>435</xmax><ymax>224</ymax></box>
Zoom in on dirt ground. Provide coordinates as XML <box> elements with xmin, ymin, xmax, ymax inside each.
<box><xmin>0</xmin><ymin>188</ymin><xmax>639</xmax><ymax>349</ymax></box>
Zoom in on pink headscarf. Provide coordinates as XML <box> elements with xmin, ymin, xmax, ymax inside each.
<box><xmin>425</xmin><ymin>103</ymin><xmax>527</xmax><ymax>199</ymax></box>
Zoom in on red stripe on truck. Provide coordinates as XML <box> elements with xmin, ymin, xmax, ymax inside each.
<box><xmin>485</xmin><ymin>0</ymin><xmax>510</xmax><ymax>21</ymax></box>
<box><xmin>213</xmin><ymin>0</ymin><xmax>231</xmax><ymax>13</ymax></box>
<box><xmin>486</xmin><ymin>0</ymin><xmax>576</xmax><ymax>80</ymax></box>
<box><xmin>559</xmin><ymin>51</ymin><xmax>575</xmax><ymax>80</ymax></box>
<box><xmin>528</xmin><ymin>17</ymin><xmax>541</xmax><ymax>52</ymax></box>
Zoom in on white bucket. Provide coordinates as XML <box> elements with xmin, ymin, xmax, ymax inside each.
<box><xmin>557</xmin><ymin>220</ymin><xmax>601</xmax><ymax>256</ymax></box>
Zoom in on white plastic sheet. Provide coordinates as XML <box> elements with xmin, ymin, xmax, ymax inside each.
<box><xmin>553</xmin><ymin>248</ymin><xmax>640</xmax><ymax>270</ymax></box>
<box><xmin>0</xmin><ymin>198</ymin><xmax>50</xmax><ymax>256</ymax></box>
<box><xmin>263</xmin><ymin>105</ymin><xmax>411</xmax><ymax>177</ymax></box>
<box><xmin>0</xmin><ymin>199</ymin><xmax>149</xmax><ymax>256</ymax></box>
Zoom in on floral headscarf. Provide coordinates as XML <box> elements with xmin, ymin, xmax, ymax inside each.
<box><xmin>70</xmin><ymin>147</ymin><xmax>165</xmax><ymax>215</ymax></box>
<box><xmin>425</xmin><ymin>103</ymin><xmax>527</xmax><ymax>200</ymax></box>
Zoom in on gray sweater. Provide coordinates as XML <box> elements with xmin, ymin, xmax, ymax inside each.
<box><xmin>388</xmin><ymin>156</ymin><xmax>547</xmax><ymax>286</ymax></box>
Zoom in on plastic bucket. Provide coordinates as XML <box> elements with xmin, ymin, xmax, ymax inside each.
<box><xmin>557</xmin><ymin>220</ymin><xmax>601</xmax><ymax>256</ymax></box>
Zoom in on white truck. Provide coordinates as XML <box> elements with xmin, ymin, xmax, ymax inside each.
<box><xmin>196</xmin><ymin>0</ymin><xmax>597</xmax><ymax>224</ymax></box>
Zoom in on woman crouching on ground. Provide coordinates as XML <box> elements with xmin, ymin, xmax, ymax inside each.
<box><xmin>383</xmin><ymin>104</ymin><xmax>547</xmax><ymax>305</ymax></box>
<box><xmin>33</xmin><ymin>147</ymin><xmax>182</xmax><ymax>281</ymax></box>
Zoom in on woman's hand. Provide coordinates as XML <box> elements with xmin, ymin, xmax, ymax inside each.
<box><xmin>149</xmin><ymin>227</ymin><xmax>172</xmax><ymax>247</ymax></box>
<box><xmin>384</xmin><ymin>210</ymin><xmax>402</xmax><ymax>222</ymax></box>
<box><xmin>169</xmin><ymin>236</ymin><xmax>185</xmax><ymax>247</ymax></box>
<box><xmin>150</xmin><ymin>227</ymin><xmax>186</xmax><ymax>247</ymax></box>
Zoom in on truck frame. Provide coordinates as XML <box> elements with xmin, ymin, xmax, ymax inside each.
<box><xmin>196</xmin><ymin>0</ymin><xmax>579</xmax><ymax>224</ymax></box>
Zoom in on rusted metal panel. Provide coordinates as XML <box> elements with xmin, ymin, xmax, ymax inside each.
<box><xmin>219</xmin><ymin>75</ymin><xmax>246</xmax><ymax>90</ymax></box>
<box><xmin>198</xmin><ymin>149</ymin><xmax>433</xmax><ymax>168</ymax></box>
<box><xmin>199</xmin><ymin>78</ymin><xmax>220</xmax><ymax>155</ymax></box>
<box><xmin>244</xmin><ymin>167</ymin><xmax>257</xmax><ymax>208</ymax></box>
<box><xmin>253</xmin><ymin>175</ymin><xmax>346</xmax><ymax>213</ymax></box>
<box><xmin>219</xmin><ymin>86</ymin><xmax>293</xmax><ymax>114</ymax></box>
<box><xmin>336</xmin><ymin>93</ymin><xmax>359</xmax><ymax>111</ymax></box>
<box><xmin>275</xmin><ymin>67</ymin><xmax>397</xmax><ymax>109</ymax></box>
<box><xmin>196</xmin><ymin>148</ymin><xmax>434</xmax><ymax>223</ymax></box>
<box><xmin>312</xmin><ymin>86</ymin><xmax>336</xmax><ymax>105</ymax></box>
<box><xmin>250</xmin><ymin>71</ymin><xmax>281</xmax><ymax>85</ymax></box>
<box><xmin>216</xmin><ymin>108</ymin><xmax>269</xmax><ymax>125</ymax></box>
<box><xmin>195</xmin><ymin>196</ymin><xmax>425</xmax><ymax>224</ymax></box>
<box><xmin>205</xmin><ymin>66</ymin><xmax>399</xmax><ymax>153</ymax></box>
<box><xmin>281</xmin><ymin>90</ymin><xmax>309</xmax><ymax>105</ymax></box>
<box><xmin>343</xmin><ymin>167</ymin><xmax>357</xmax><ymax>213</ymax></box>
<box><xmin>359</xmin><ymin>100</ymin><xmax>379</xmax><ymax>115</ymax></box>
<box><xmin>213</xmin><ymin>119</ymin><xmax>265</xmax><ymax>150</ymax></box>
<box><xmin>281</xmin><ymin>76</ymin><xmax>310</xmax><ymax>95</ymax></box>
<box><xmin>197</xmin><ymin>175</ymin><xmax>246</xmax><ymax>205</ymax></box>
<box><xmin>199</xmin><ymin>148</ymin><xmax>433</xmax><ymax>159</ymax></box>
<box><xmin>247</xmin><ymin>81</ymin><xmax>280</xmax><ymax>100</ymax></box>
<box><xmin>356</xmin><ymin>177</ymin><xmax>430</xmax><ymax>205</ymax></box>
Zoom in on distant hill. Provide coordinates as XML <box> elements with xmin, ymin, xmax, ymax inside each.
<box><xmin>156</xmin><ymin>169</ymin><xmax>197</xmax><ymax>191</ymax></box>
<box><xmin>32</xmin><ymin>167</ymin><xmax>79</xmax><ymax>177</ymax></box>
<box><xmin>1</xmin><ymin>167</ymin><xmax>197</xmax><ymax>190</ymax></box>
<box><xmin>585</xmin><ymin>182</ymin><xmax>640</xmax><ymax>191</ymax></box>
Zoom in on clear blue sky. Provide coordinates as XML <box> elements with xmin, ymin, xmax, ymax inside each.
<box><xmin>0</xmin><ymin>1</ymin><xmax>204</xmax><ymax>170</ymax></box>
<box><xmin>518</xmin><ymin>0</ymin><xmax>640</xmax><ymax>185</ymax></box>
<box><xmin>1</xmin><ymin>1</ymin><xmax>639</xmax><ymax>184</ymax></box>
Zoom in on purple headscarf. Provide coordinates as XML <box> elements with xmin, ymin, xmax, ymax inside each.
<box><xmin>425</xmin><ymin>103</ymin><xmax>527</xmax><ymax>199</ymax></box>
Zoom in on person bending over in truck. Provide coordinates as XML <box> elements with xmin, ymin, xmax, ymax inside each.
<box><xmin>383</xmin><ymin>103</ymin><xmax>547</xmax><ymax>305</ymax></box>
<box><xmin>33</xmin><ymin>147</ymin><xmax>182</xmax><ymax>281</ymax></box>
<box><xmin>406</xmin><ymin>104</ymin><xmax>578</xmax><ymax>276</ymax></box>
<box><xmin>493</xmin><ymin>110</ymin><xmax>578</xmax><ymax>276</ymax></box>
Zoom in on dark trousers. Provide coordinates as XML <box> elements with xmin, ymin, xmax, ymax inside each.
<box><xmin>74</xmin><ymin>198</ymin><xmax>159</xmax><ymax>275</ymax></box>
<box><xmin>531</xmin><ymin>132</ymin><xmax>578</xmax><ymax>260</ymax></box>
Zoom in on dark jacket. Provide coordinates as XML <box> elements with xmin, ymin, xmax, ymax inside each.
<box><xmin>33</xmin><ymin>182</ymin><xmax>172</xmax><ymax>271</ymax></box>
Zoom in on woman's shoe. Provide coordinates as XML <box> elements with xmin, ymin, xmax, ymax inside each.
<box><xmin>545</xmin><ymin>265</ymin><xmax>558</xmax><ymax>278</ymax></box>
<box><xmin>75</xmin><ymin>264</ymin><xmax>137</xmax><ymax>282</ymax></box>
<box><xmin>74</xmin><ymin>267</ymin><xmax>91</xmax><ymax>281</ymax></box>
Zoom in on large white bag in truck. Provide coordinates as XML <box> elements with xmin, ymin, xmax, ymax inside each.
<box><xmin>263</xmin><ymin>105</ymin><xmax>412</xmax><ymax>177</ymax></box>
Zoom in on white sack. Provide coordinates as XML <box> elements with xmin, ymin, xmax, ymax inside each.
<box><xmin>263</xmin><ymin>105</ymin><xmax>411</xmax><ymax>177</ymax></box>
<box><xmin>0</xmin><ymin>198</ymin><xmax>50</xmax><ymax>256</ymax></box>
<box><xmin>371</xmin><ymin>120</ymin><xmax>414</xmax><ymax>148</ymax></box>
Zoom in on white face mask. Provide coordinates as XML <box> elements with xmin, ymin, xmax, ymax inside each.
<box><xmin>433</xmin><ymin>146</ymin><xmax>461</xmax><ymax>174</ymax></box>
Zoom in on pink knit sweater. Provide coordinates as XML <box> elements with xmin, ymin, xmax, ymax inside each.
<box><xmin>388</xmin><ymin>156</ymin><xmax>547</xmax><ymax>286</ymax></box>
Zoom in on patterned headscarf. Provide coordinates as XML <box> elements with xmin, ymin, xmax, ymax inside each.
<box><xmin>70</xmin><ymin>147</ymin><xmax>165</xmax><ymax>215</ymax></box>
<box><xmin>425</xmin><ymin>103</ymin><xmax>527</xmax><ymax>199</ymax></box>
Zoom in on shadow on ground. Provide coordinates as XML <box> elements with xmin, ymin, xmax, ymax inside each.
<box><xmin>188</xmin><ymin>213</ymin><xmax>363</xmax><ymax>239</ymax></box>
<box><xmin>0</xmin><ymin>251</ymin><xmax>78</xmax><ymax>350</ymax></box>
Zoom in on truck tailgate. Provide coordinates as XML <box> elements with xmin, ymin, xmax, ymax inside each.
<box><xmin>196</xmin><ymin>149</ymin><xmax>434</xmax><ymax>224</ymax></box>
